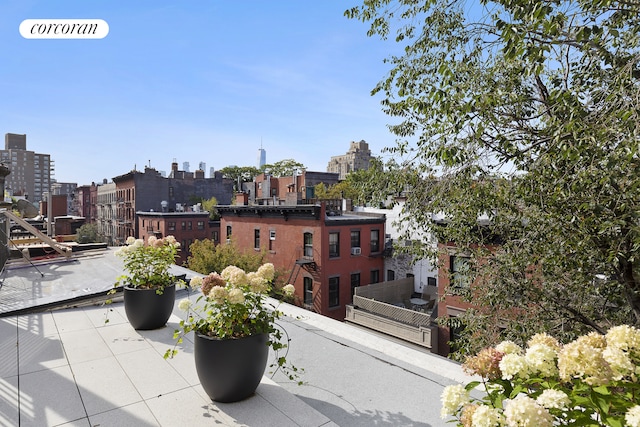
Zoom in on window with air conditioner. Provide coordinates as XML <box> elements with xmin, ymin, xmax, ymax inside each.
<box><xmin>350</xmin><ymin>247</ymin><xmax>361</xmax><ymax>256</ymax></box>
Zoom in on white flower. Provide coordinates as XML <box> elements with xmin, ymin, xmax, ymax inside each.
<box><xmin>148</xmin><ymin>236</ymin><xmax>158</xmax><ymax>246</ymax></box>
<box><xmin>503</xmin><ymin>394</ymin><xmax>553</xmax><ymax>427</ymax></box>
<box><xmin>227</xmin><ymin>288</ymin><xmax>245</xmax><ymax>304</ymax></box>
<box><xmin>524</xmin><ymin>344</ymin><xmax>558</xmax><ymax>377</ymax></box>
<box><xmin>606</xmin><ymin>325</ymin><xmax>640</xmax><ymax>352</ymax></box>
<box><xmin>440</xmin><ymin>384</ymin><xmax>470</xmax><ymax>419</ymax></box>
<box><xmin>189</xmin><ymin>276</ymin><xmax>203</xmax><ymax>289</ymax></box>
<box><xmin>499</xmin><ymin>353</ymin><xmax>529</xmax><ymax>380</ymax></box>
<box><xmin>256</xmin><ymin>262</ymin><xmax>275</xmax><ymax>282</ymax></box>
<box><xmin>625</xmin><ymin>405</ymin><xmax>640</xmax><ymax>427</ymax></box>
<box><xmin>125</xmin><ymin>236</ymin><xmax>136</xmax><ymax>245</ymax></box>
<box><xmin>247</xmin><ymin>272</ymin><xmax>269</xmax><ymax>293</ymax></box>
<box><xmin>603</xmin><ymin>346</ymin><xmax>634</xmax><ymax>380</ymax></box>
<box><xmin>178</xmin><ymin>298</ymin><xmax>191</xmax><ymax>311</ymax></box>
<box><xmin>221</xmin><ymin>265</ymin><xmax>248</xmax><ymax>287</ymax></box>
<box><xmin>282</xmin><ymin>284</ymin><xmax>295</xmax><ymax>296</ymax></box>
<box><xmin>536</xmin><ymin>389</ymin><xmax>570</xmax><ymax>410</ymax></box>
<box><xmin>208</xmin><ymin>286</ymin><xmax>228</xmax><ymax>304</ymax></box>
<box><xmin>471</xmin><ymin>405</ymin><xmax>505</xmax><ymax>427</ymax></box>
<box><xmin>496</xmin><ymin>341</ymin><xmax>523</xmax><ymax>355</ymax></box>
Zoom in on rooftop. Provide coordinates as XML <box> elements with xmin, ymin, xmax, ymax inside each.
<box><xmin>0</xmin><ymin>249</ymin><xmax>466</xmax><ymax>426</ymax></box>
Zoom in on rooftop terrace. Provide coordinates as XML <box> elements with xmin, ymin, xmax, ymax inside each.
<box><xmin>0</xmin><ymin>248</ymin><xmax>466</xmax><ymax>426</ymax></box>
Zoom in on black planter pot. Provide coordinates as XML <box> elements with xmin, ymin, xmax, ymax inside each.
<box><xmin>194</xmin><ymin>332</ymin><xmax>269</xmax><ymax>403</ymax></box>
<box><xmin>123</xmin><ymin>283</ymin><xmax>176</xmax><ymax>330</ymax></box>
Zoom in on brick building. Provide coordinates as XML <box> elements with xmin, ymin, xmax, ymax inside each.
<box><xmin>112</xmin><ymin>164</ymin><xmax>233</xmax><ymax>244</ymax></box>
<box><xmin>137</xmin><ymin>211</ymin><xmax>220</xmax><ymax>266</ymax></box>
<box><xmin>217</xmin><ymin>201</ymin><xmax>386</xmax><ymax>321</ymax></box>
<box><xmin>252</xmin><ymin>171</ymin><xmax>340</xmax><ymax>205</ymax></box>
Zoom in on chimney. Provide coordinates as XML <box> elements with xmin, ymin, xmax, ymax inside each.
<box><xmin>195</xmin><ymin>169</ymin><xmax>205</xmax><ymax>179</ymax></box>
<box><xmin>235</xmin><ymin>192</ymin><xmax>249</xmax><ymax>206</ymax></box>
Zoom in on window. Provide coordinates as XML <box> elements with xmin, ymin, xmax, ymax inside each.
<box><xmin>212</xmin><ymin>230</ymin><xmax>219</xmax><ymax>242</ymax></box>
<box><xmin>303</xmin><ymin>232</ymin><xmax>313</xmax><ymax>257</ymax></box>
<box><xmin>328</xmin><ymin>277</ymin><xmax>339</xmax><ymax>307</ymax></box>
<box><xmin>254</xmin><ymin>229</ymin><xmax>260</xmax><ymax>249</ymax></box>
<box><xmin>187</xmin><ymin>221</ymin><xmax>192</xmax><ymax>230</ymax></box>
<box><xmin>387</xmin><ymin>270</ymin><xmax>395</xmax><ymax>281</ymax></box>
<box><xmin>226</xmin><ymin>225</ymin><xmax>232</xmax><ymax>238</ymax></box>
<box><xmin>428</xmin><ymin>277</ymin><xmax>437</xmax><ymax>287</ymax></box>
<box><xmin>450</xmin><ymin>256</ymin><xmax>472</xmax><ymax>288</ymax></box>
<box><xmin>370</xmin><ymin>229</ymin><xmax>380</xmax><ymax>253</ymax></box>
<box><xmin>329</xmin><ymin>232</ymin><xmax>339</xmax><ymax>257</ymax></box>
<box><xmin>303</xmin><ymin>277</ymin><xmax>313</xmax><ymax>305</ymax></box>
<box><xmin>370</xmin><ymin>269</ymin><xmax>380</xmax><ymax>284</ymax></box>
<box><xmin>181</xmin><ymin>221</ymin><xmax>187</xmax><ymax>231</ymax></box>
<box><xmin>350</xmin><ymin>273</ymin><xmax>360</xmax><ymax>297</ymax></box>
<box><xmin>350</xmin><ymin>230</ymin><xmax>360</xmax><ymax>248</ymax></box>
<box><xmin>197</xmin><ymin>221</ymin><xmax>205</xmax><ymax>230</ymax></box>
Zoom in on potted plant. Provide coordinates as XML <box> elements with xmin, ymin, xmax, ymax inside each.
<box><xmin>108</xmin><ymin>235</ymin><xmax>182</xmax><ymax>330</ymax></box>
<box><xmin>165</xmin><ymin>263</ymin><xmax>301</xmax><ymax>403</ymax></box>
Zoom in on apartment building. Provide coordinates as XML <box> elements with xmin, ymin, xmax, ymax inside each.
<box><xmin>326</xmin><ymin>140</ymin><xmax>373</xmax><ymax>180</ymax></box>
<box><xmin>217</xmin><ymin>201</ymin><xmax>386</xmax><ymax>321</ymax></box>
<box><xmin>111</xmin><ymin>163</ymin><xmax>233</xmax><ymax>244</ymax></box>
<box><xmin>137</xmin><ymin>211</ymin><xmax>220</xmax><ymax>265</ymax></box>
<box><xmin>97</xmin><ymin>181</ymin><xmax>117</xmax><ymax>245</ymax></box>
<box><xmin>1</xmin><ymin>133</ymin><xmax>52</xmax><ymax>204</ymax></box>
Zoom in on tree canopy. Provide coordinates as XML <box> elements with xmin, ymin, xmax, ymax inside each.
<box><xmin>218</xmin><ymin>165</ymin><xmax>261</xmax><ymax>191</ymax></box>
<box><xmin>262</xmin><ymin>159</ymin><xmax>306</xmax><ymax>177</ymax></box>
<box><xmin>348</xmin><ymin>0</ymin><xmax>640</xmax><ymax>356</ymax></box>
<box><xmin>187</xmin><ymin>238</ymin><xmax>266</xmax><ymax>276</ymax></box>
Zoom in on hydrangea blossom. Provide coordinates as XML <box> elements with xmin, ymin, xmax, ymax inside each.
<box><xmin>496</xmin><ymin>341</ymin><xmax>523</xmax><ymax>355</ymax></box>
<box><xmin>524</xmin><ymin>343</ymin><xmax>558</xmax><ymax>378</ymax></box>
<box><xmin>440</xmin><ymin>384</ymin><xmax>470</xmax><ymax>419</ymax></box>
<box><xmin>558</xmin><ymin>334</ymin><xmax>612</xmax><ymax>385</ymax></box>
<box><xmin>626</xmin><ymin>405</ymin><xmax>640</xmax><ymax>427</ymax></box>
<box><xmin>503</xmin><ymin>395</ymin><xmax>553</xmax><ymax>427</ymax></box>
<box><xmin>227</xmin><ymin>288</ymin><xmax>245</xmax><ymax>304</ymax></box>
<box><xmin>471</xmin><ymin>405</ymin><xmax>505</xmax><ymax>427</ymax></box>
<box><xmin>499</xmin><ymin>353</ymin><xmax>529</xmax><ymax>380</ymax></box>
<box><xmin>536</xmin><ymin>389</ymin><xmax>570</xmax><ymax>410</ymax></box>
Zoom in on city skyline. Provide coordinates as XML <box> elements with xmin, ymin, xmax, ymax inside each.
<box><xmin>0</xmin><ymin>1</ymin><xmax>403</xmax><ymax>185</ymax></box>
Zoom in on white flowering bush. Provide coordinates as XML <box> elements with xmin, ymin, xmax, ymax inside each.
<box><xmin>111</xmin><ymin>235</ymin><xmax>181</xmax><ymax>292</ymax></box>
<box><xmin>165</xmin><ymin>263</ymin><xmax>302</xmax><ymax>383</ymax></box>
<box><xmin>441</xmin><ymin>326</ymin><xmax>640</xmax><ymax>426</ymax></box>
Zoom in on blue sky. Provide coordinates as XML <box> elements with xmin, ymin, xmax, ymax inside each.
<box><xmin>0</xmin><ymin>1</ymin><xmax>400</xmax><ymax>184</ymax></box>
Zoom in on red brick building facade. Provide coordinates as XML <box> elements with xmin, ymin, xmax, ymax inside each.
<box><xmin>137</xmin><ymin>211</ymin><xmax>220</xmax><ymax>266</ymax></box>
<box><xmin>217</xmin><ymin>202</ymin><xmax>386</xmax><ymax>321</ymax></box>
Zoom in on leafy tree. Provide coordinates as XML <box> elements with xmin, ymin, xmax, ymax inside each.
<box><xmin>200</xmin><ymin>196</ymin><xmax>220</xmax><ymax>220</ymax></box>
<box><xmin>218</xmin><ymin>166</ymin><xmax>261</xmax><ymax>191</ymax></box>
<box><xmin>262</xmin><ymin>159</ymin><xmax>305</xmax><ymax>177</ymax></box>
<box><xmin>187</xmin><ymin>238</ymin><xmax>266</xmax><ymax>276</ymax></box>
<box><xmin>76</xmin><ymin>223</ymin><xmax>102</xmax><ymax>244</ymax></box>
<box><xmin>347</xmin><ymin>0</ymin><xmax>640</xmax><ymax>356</ymax></box>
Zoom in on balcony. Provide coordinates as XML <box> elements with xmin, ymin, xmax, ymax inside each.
<box><xmin>346</xmin><ymin>278</ymin><xmax>438</xmax><ymax>352</ymax></box>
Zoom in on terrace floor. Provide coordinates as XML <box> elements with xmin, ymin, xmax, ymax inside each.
<box><xmin>0</xmin><ymin>249</ymin><xmax>467</xmax><ymax>426</ymax></box>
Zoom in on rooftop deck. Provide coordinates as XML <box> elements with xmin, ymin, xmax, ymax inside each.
<box><xmin>0</xmin><ymin>249</ymin><xmax>465</xmax><ymax>426</ymax></box>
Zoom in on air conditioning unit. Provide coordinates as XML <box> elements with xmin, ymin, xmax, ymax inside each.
<box><xmin>351</xmin><ymin>247</ymin><xmax>361</xmax><ymax>256</ymax></box>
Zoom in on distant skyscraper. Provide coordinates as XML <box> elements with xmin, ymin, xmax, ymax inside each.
<box><xmin>257</xmin><ymin>146</ymin><xmax>266</xmax><ymax>168</ymax></box>
<box><xmin>183</xmin><ymin>161</ymin><xmax>190</xmax><ymax>172</ymax></box>
<box><xmin>209</xmin><ymin>167</ymin><xmax>215</xmax><ymax>178</ymax></box>
<box><xmin>199</xmin><ymin>161</ymin><xmax>206</xmax><ymax>172</ymax></box>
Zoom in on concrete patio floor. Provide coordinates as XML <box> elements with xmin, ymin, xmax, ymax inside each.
<box><xmin>0</xmin><ymin>249</ymin><xmax>466</xmax><ymax>426</ymax></box>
